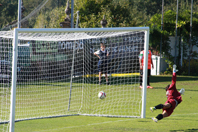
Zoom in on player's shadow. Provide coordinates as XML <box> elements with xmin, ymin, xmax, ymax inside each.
<box><xmin>170</xmin><ymin>128</ymin><xmax>198</xmax><ymax>132</ymax></box>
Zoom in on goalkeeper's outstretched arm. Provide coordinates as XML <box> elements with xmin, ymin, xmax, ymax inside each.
<box><xmin>173</xmin><ymin>64</ymin><xmax>178</xmax><ymax>73</ymax></box>
<box><xmin>171</xmin><ymin>65</ymin><xmax>185</xmax><ymax>95</ymax></box>
<box><xmin>179</xmin><ymin>88</ymin><xmax>185</xmax><ymax>95</ymax></box>
<box><xmin>171</xmin><ymin>65</ymin><xmax>178</xmax><ymax>87</ymax></box>
<box><xmin>167</xmin><ymin>65</ymin><xmax>178</xmax><ymax>90</ymax></box>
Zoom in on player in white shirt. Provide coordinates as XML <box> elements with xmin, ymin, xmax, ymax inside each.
<box><xmin>94</xmin><ymin>43</ymin><xmax>110</xmax><ymax>85</ymax></box>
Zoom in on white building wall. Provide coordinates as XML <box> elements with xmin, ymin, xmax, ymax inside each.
<box><xmin>151</xmin><ymin>36</ymin><xmax>198</xmax><ymax>75</ymax></box>
<box><xmin>169</xmin><ymin>36</ymin><xmax>198</xmax><ymax>59</ymax></box>
<box><xmin>151</xmin><ymin>55</ymin><xmax>168</xmax><ymax>75</ymax></box>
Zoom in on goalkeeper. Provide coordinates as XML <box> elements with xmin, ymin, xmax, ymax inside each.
<box><xmin>94</xmin><ymin>43</ymin><xmax>110</xmax><ymax>85</ymax></box>
<box><xmin>150</xmin><ymin>65</ymin><xmax>185</xmax><ymax>122</ymax></box>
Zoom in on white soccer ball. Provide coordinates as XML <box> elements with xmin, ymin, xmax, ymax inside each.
<box><xmin>98</xmin><ymin>91</ymin><xmax>106</xmax><ymax>99</ymax></box>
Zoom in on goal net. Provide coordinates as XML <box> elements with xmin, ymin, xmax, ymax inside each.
<box><xmin>0</xmin><ymin>27</ymin><xmax>149</xmax><ymax>131</ymax></box>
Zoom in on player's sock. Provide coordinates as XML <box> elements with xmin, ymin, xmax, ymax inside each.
<box><xmin>156</xmin><ymin>114</ymin><xmax>163</xmax><ymax>120</ymax></box>
<box><xmin>99</xmin><ymin>81</ymin><xmax>101</xmax><ymax>85</ymax></box>
<box><xmin>147</xmin><ymin>77</ymin><xmax>150</xmax><ymax>86</ymax></box>
<box><xmin>154</xmin><ymin>104</ymin><xmax>164</xmax><ymax>109</ymax></box>
<box><xmin>140</xmin><ymin>76</ymin><xmax>142</xmax><ymax>86</ymax></box>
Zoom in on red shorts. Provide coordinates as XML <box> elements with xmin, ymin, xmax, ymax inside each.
<box><xmin>163</xmin><ymin>99</ymin><xmax>177</xmax><ymax>116</ymax></box>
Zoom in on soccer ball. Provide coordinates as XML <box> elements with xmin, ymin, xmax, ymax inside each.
<box><xmin>98</xmin><ymin>91</ymin><xmax>106</xmax><ymax>99</ymax></box>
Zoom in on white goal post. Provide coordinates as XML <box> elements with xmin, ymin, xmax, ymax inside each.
<box><xmin>0</xmin><ymin>27</ymin><xmax>149</xmax><ymax>132</ymax></box>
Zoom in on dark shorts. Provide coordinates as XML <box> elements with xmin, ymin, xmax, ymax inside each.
<box><xmin>98</xmin><ymin>60</ymin><xmax>107</xmax><ymax>73</ymax></box>
<box><xmin>163</xmin><ymin>99</ymin><xmax>177</xmax><ymax>117</ymax></box>
<box><xmin>140</xmin><ymin>69</ymin><xmax>151</xmax><ymax>76</ymax></box>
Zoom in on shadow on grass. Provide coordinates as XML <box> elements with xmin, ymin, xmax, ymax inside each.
<box><xmin>151</xmin><ymin>76</ymin><xmax>198</xmax><ymax>83</ymax></box>
<box><xmin>170</xmin><ymin>128</ymin><xmax>198</xmax><ymax>132</ymax></box>
<box><xmin>8</xmin><ymin>75</ymin><xmax>198</xmax><ymax>87</ymax></box>
<box><xmin>186</xmin><ymin>89</ymin><xmax>198</xmax><ymax>92</ymax></box>
<box><xmin>89</xmin><ymin>75</ymin><xmax>198</xmax><ymax>85</ymax></box>
<box><xmin>151</xmin><ymin>76</ymin><xmax>198</xmax><ymax>91</ymax></box>
<box><xmin>150</xmin><ymin>86</ymin><xmax>165</xmax><ymax>90</ymax></box>
<box><xmin>83</xmin><ymin>76</ymin><xmax>140</xmax><ymax>85</ymax></box>
<box><xmin>138</xmin><ymin>120</ymin><xmax>150</xmax><ymax>123</ymax></box>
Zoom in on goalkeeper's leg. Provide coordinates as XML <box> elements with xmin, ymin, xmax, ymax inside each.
<box><xmin>150</xmin><ymin>103</ymin><xmax>171</xmax><ymax>112</ymax></box>
<box><xmin>152</xmin><ymin>111</ymin><xmax>169</xmax><ymax>122</ymax></box>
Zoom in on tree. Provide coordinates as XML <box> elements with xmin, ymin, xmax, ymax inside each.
<box><xmin>76</xmin><ymin>0</ymin><xmax>145</xmax><ymax>28</ymax></box>
<box><xmin>34</xmin><ymin>6</ymin><xmax>65</xmax><ymax>28</ymax></box>
<box><xmin>34</xmin><ymin>0</ymin><xmax>146</xmax><ymax>28</ymax></box>
<box><xmin>0</xmin><ymin>0</ymin><xmax>18</xmax><ymax>29</ymax></box>
<box><xmin>148</xmin><ymin>10</ymin><xmax>198</xmax><ymax>75</ymax></box>
<box><xmin>149</xmin><ymin>26</ymin><xmax>171</xmax><ymax>56</ymax></box>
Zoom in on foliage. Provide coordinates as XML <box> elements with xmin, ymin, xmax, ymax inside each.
<box><xmin>164</xmin><ymin>59</ymin><xmax>198</xmax><ymax>75</ymax></box>
<box><xmin>33</xmin><ymin>0</ymin><xmax>148</xmax><ymax>28</ymax></box>
<box><xmin>148</xmin><ymin>9</ymin><xmax>198</xmax><ymax>75</ymax></box>
<box><xmin>34</xmin><ymin>6</ymin><xmax>65</xmax><ymax>28</ymax></box>
<box><xmin>149</xmin><ymin>26</ymin><xmax>171</xmax><ymax>56</ymax></box>
<box><xmin>1</xmin><ymin>0</ymin><xmax>198</xmax><ymax>29</ymax></box>
<box><xmin>77</xmin><ymin>0</ymin><xmax>140</xmax><ymax>28</ymax></box>
<box><xmin>163</xmin><ymin>58</ymin><xmax>175</xmax><ymax>75</ymax></box>
<box><xmin>0</xmin><ymin>0</ymin><xmax>18</xmax><ymax>28</ymax></box>
<box><xmin>0</xmin><ymin>0</ymin><xmax>67</xmax><ymax>29</ymax></box>
<box><xmin>181</xmin><ymin>59</ymin><xmax>198</xmax><ymax>76</ymax></box>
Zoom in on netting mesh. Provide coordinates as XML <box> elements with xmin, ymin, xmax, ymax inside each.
<box><xmin>0</xmin><ymin>29</ymin><xmax>146</xmax><ymax>131</ymax></box>
<box><xmin>0</xmin><ymin>38</ymin><xmax>12</xmax><ymax>132</ymax></box>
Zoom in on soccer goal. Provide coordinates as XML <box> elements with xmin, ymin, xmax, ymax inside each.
<box><xmin>0</xmin><ymin>27</ymin><xmax>149</xmax><ymax>132</ymax></box>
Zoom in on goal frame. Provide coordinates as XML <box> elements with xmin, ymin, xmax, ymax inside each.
<box><xmin>10</xmin><ymin>27</ymin><xmax>149</xmax><ymax>132</ymax></box>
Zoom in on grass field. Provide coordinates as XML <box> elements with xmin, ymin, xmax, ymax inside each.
<box><xmin>1</xmin><ymin>75</ymin><xmax>198</xmax><ymax>132</ymax></box>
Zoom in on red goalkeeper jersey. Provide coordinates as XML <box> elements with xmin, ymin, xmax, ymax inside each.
<box><xmin>166</xmin><ymin>73</ymin><xmax>182</xmax><ymax>104</ymax></box>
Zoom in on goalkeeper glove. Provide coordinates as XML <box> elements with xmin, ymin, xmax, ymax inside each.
<box><xmin>173</xmin><ymin>64</ymin><xmax>178</xmax><ymax>73</ymax></box>
<box><xmin>179</xmin><ymin>88</ymin><xmax>185</xmax><ymax>95</ymax></box>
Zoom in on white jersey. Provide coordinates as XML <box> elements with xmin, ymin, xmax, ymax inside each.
<box><xmin>94</xmin><ymin>50</ymin><xmax>109</xmax><ymax>55</ymax></box>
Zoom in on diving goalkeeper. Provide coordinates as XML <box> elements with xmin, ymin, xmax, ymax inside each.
<box><xmin>150</xmin><ymin>65</ymin><xmax>185</xmax><ymax>122</ymax></box>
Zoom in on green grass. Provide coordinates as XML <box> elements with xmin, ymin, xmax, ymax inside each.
<box><xmin>1</xmin><ymin>75</ymin><xmax>198</xmax><ymax>132</ymax></box>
